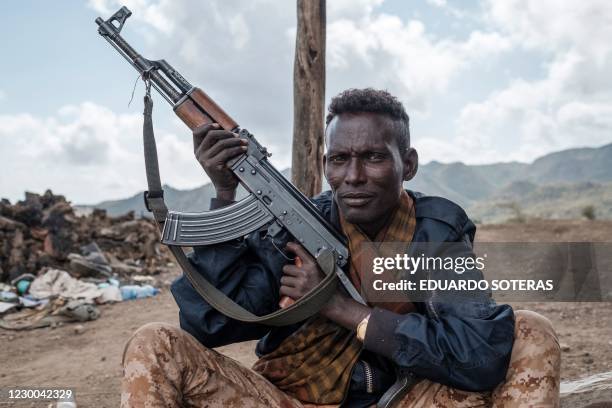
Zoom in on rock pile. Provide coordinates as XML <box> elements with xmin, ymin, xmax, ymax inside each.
<box><xmin>0</xmin><ymin>190</ymin><xmax>175</xmax><ymax>284</ymax></box>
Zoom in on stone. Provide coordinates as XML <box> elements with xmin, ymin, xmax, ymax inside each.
<box><xmin>0</xmin><ymin>216</ymin><xmax>25</xmax><ymax>231</ymax></box>
<box><xmin>561</xmin><ymin>371</ymin><xmax>612</xmax><ymax>407</ymax></box>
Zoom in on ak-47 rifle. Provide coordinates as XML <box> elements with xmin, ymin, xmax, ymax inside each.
<box><xmin>96</xmin><ymin>7</ymin><xmax>365</xmax><ymax>326</ymax></box>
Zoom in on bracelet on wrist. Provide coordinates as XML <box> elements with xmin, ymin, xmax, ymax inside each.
<box><xmin>356</xmin><ymin>314</ymin><xmax>371</xmax><ymax>342</ymax></box>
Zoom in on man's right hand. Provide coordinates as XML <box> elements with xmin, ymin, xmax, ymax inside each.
<box><xmin>193</xmin><ymin>123</ymin><xmax>248</xmax><ymax>200</ymax></box>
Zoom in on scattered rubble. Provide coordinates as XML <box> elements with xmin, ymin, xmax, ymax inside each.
<box><xmin>0</xmin><ymin>297</ymin><xmax>100</xmax><ymax>330</ymax></box>
<box><xmin>0</xmin><ymin>190</ymin><xmax>176</xmax><ymax>284</ymax></box>
<box><xmin>0</xmin><ymin>191</ymin><xmax>175</xmax><ymax>328</ymax></box>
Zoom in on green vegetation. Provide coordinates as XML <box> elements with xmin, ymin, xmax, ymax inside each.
<box><xmin>581</xmin><ymin>205</ymin><xmax>596</xmax><ymax>220</ymax></box>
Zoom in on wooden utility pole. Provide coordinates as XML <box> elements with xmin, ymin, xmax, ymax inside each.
<box><xmin>292</xmin><ymin>0</ymin><xmax>326</xmax><ymax>197</ymax></box>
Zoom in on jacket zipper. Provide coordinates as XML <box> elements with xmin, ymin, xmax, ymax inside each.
<box><xmin>427</xmin><ymin>267</ymin><xmax>440</xmax><ymax>321</ymax></box>
<box><xmin>362</xmin><ymin>360</ymin><xmax>374</xmax><ymax>394</ymax></box>
<box><xmin>379</xmin><ymin>374</ymin><xmax>409</xmax><ymax>408</ymax></box>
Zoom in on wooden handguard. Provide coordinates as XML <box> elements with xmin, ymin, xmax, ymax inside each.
<box><xmin>174</xmin><ymin>88</ymin><xmax>239</xmax><ymax>131</ymax></box>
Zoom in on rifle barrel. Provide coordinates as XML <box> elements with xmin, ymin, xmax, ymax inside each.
<box><xmin>96</xmin><ymin>17</ymin><xmax>182</xmax><ymax>104</ymax></box>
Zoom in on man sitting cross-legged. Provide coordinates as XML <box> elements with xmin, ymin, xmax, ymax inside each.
<box><xmin>121</xmin><ymin>88</ymin><xmax>561</xmax><ymax>407</ymax></box>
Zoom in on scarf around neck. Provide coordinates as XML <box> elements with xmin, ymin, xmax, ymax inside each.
<box><xmin>252</xmin><ymin>190</ymin><xmax>417</xmax><ymax>404</ymax></box>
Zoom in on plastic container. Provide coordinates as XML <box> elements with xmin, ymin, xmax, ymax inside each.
<box><xmin>120</xmin><ymin>285</ymin><xmax>159</xmax><ymax>300</ymax></box>
<box><xmin>16</xmin><ymin>279</ymin><xmax>31</xmax><ymax>295</ymax></box>
<box><xmin>56</xmin><ymin>394</ymin><xmax>77</xmax><ymax>408</ymax></box>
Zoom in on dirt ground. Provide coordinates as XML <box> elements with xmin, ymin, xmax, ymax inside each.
<box><xmin>1</xmin><ymin>220</ymin><xmax>611</xmax><ymax>407</ymax></box>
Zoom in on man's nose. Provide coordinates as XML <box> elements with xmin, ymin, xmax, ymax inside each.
<box><xmin>344</xmin><ymin>158</ymin><xmax>367</xmax><ymax>185</ymax></box>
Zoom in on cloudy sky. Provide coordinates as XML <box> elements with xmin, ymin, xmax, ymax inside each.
<box><xmin>1</xmin><ymin>0</ymin><xmax>611</xmax><ymax>204</ymax></box>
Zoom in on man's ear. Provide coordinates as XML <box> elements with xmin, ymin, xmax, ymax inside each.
<box><xmin>322</xmin><ymin>153</ymin><xmax>329</xmax><ymax>182</ymax></box>
<box><xmin>402</xmin><ymin>148</ymin><xmax>418</xmax><ymax>181</ymax></box>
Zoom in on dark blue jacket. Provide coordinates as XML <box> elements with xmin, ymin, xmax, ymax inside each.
<box><xmin>170</xmin><ymin>190</ymin><xmax>515</xmax><ymax>401</ymax></box>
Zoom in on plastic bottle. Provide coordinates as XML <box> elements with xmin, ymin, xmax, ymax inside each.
<box><xmin>16</xmin><ymin>279</ymin><xmax>31</xmax><ymax>295</ymax></box>
<box><xmin>120</xmin><ymin>285</ymin><xmax>159</xmax><ymax>300</ymax></box>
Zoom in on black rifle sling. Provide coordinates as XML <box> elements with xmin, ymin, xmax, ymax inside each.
<box><xmin>142</xmin><ymin>94</ymin><xmax>338</xmax><ymax>326</ymax></box>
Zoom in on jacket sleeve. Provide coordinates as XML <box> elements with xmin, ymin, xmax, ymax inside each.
<box><xmin>170</xmin><ymin>200</ymin><xmax>291</xmax><ymax>348</ymax></box>
<box><xmin>363</xmin><ymin>218</ymin><xmax>515</xmax><ymax>392</ymax></box>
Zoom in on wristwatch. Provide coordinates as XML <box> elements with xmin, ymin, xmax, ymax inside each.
<box><xmin>356</xmin><ymin>314</ymin><xmax>371</xmax><ymax>342</ymax></box>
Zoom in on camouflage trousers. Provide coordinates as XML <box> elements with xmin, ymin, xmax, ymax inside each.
<box><xmin>121</xmin><ymin>310</ymin><xmax>560</xmax><ymax>407</ymax></box>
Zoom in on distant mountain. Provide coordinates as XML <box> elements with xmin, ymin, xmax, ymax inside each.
<box><xmin>408</xmin><ymin>161</ymin><xmax>516</xmax><ymax>205</ymax></box>
<box><xmin>95</xmin><ymin>183</ymin><xmax>218</xmax><ymax>216</ymax></box>
<box><xmin>469</xmin><ymin>181</ymin><xmax>612</xmax><ymax>222</ymax></box>
<box><xmin>522</xmin><ymin>143</ymin><xmax>612</xmax><ymax>183</ymax></box>
<box><xmin>92</xmin><ymin>142</ymin><xmax>612</xmax><ymax>222</ymax></box>
<box><xmin>407</xmin><ymin>143</ymin><xmax>612</xmax><ymax>210</ymax></box>
<box><xmin>94</xmin><ymin>169</ymin><xmax>291</xmax><ymax>216</ymax></box>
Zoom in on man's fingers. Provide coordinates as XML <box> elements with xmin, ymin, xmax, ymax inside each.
<box><xmin>281</xmin><ymin>264</ymin><xmax>304</xmax><ymax>277</ymax></box>
<box><xmin>279</xmin><ymin>285</ymin><xmax>300</xmax><ymax>300</ymax></box>
<box><xmin>192</xmin><ymin>123</ymin><xmax>219</xmax><ymax>152</ymax></box>
<box><xmin>213</xmin><ymin>145</ymin><xmax>248</xmax><ymax>165</ymax></box>
<box><xmin>280</xmin><ymin>275</ymin><xmax>299</xmax><ymax>287</ymax></box>
<box><xmin>285</xmin><ymin>242</ymin><xmax>315</xmax><ymax>265</ymax></box>
<box><xmin>199</xmin><ymin>129</ymin><xmax>236</xmax><ymax>152</ymax></box>
<box><xmin>194</xmin><ymin>131</ymin><xmax>237</xmax><ymax>161</ymax></box>
<box><xmin>206</xmin><ymin>137</ymin><xmax>247</xmax><ymax>159</ymax></box>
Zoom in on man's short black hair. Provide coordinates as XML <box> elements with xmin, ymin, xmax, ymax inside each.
<box><xmin>325</xmin><ymin>88</ymin><xmax>410</xmax><ymax>151</ymax></box>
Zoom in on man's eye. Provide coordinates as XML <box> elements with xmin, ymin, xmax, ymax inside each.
<box><xmin>366</xmin><ymin>153</ymin><xmax>385</xmax><ymax>162</ymax></box>
<box><xmin>329</xmin><ymin>155</ymin><xmax>347</xmax><ymax>163</ymax></box>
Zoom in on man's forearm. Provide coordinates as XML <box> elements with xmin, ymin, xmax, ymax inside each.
<box><xmin>320</xmin><ymin>292</ymin><xmax>371</xmax><ymax>331</ymax></box>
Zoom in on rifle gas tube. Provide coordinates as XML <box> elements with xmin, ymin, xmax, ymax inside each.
<box><xmin>96</xmin><ymin>7</ymin><xmax>365</xmax><ymax>326</ymax></box>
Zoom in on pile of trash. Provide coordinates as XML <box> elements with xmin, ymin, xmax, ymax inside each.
<box><xmin>0</xmin><ymin>190</ymin><xmax>176</xmax><ymax>329</ymax></box>
<box><xmin>1</xmin><ymin>190</ymin><xmax>175</xmax><ymax>284</ymax></box>
<box><xmin>0</xmin><ymin>269</ymin><xmax>160</xmax><ymax>330</ymax></box>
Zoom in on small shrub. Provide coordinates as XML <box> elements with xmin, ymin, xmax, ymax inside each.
<box><xmin>497</xmin><ymin>201</ymin><xmax>526</xmax><ymax>223</ymax></box>
<box><xmin>581</xmin><ymin>205</ymin><xmax>596</xmax><ymax>220</ymax></box>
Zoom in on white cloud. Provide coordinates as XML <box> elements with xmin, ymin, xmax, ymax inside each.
<box><xmin>414</xmin><ymin>136</ymin><xmax>470</xmax><ymax>164</ymax></box>
<box><xmin>327</xmin><ymin>13</ymin><xmax>511</xmax><ymax>113</ymax></box>
<box><xmin>0</xmin><ymin>103</ymin><xmax>208</xmax><ymax>204</ymax></box>
<box><xmin>90</xmin><ymin>0</ymin><xmax>512</xmax><ymax>132</ymax></box>
<box><xmin>90</xmin><ymin>0</ymin><xmax>174</xmax><ymax>33</ymax></box>
<box><xmin>452</xmin><ymin>1</ymin><xmax>612</xmax><ymax>163</ymax></box>
<box><xmin>486</xmin><ymin>0</ymin><xmax>612</xmax><ymax>58</ymax></box>
<box><xmin>426</xmin><ymin>0</ymin><xmax>447</xmax><ymax>7</ymax></box>
<box><xmin>328</xmin><ymin>0</ymin><xmax>384</xmax><ymax>20</ymax></box>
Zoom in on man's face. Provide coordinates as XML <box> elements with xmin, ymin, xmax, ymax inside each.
<box><xmin>324</xmin><ymin>112</ymin><xmax>418</xmax><ymax>231</ymax></box>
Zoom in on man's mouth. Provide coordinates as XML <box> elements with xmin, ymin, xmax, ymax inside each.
<box><xmin>339</xmin><ymin>192</ymin><xmax>375</xmax><ymax>207</ymax></box>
